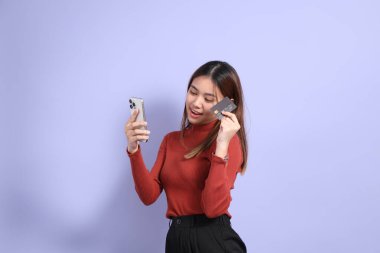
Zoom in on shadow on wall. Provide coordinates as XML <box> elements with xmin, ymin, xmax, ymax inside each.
<box><xmin>0</xmin><ymin>97</ymin><xmax>182</xmax><ymax>253</ymax></box>
<box><xmin>60</xmin><ymin>97</ymin><xmax>181</xmax><ymax>253</ymax></box>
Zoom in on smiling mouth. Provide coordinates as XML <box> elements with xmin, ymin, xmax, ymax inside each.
<box><xmin>190</xmin><ymin>108</ymin><xmax>202</xmax><ymax>115</ymax></box>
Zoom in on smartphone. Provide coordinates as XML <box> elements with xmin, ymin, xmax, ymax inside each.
<box><xmin>129</xmin><ymin>97</ymin><xmax>148</xmax><ymax>142</ymax></box>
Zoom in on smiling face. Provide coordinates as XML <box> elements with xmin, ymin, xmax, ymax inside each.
<box><xmin>185</xmin><ymin>75</ymin><xmax>224</xmax><ymax>125</ymax></box>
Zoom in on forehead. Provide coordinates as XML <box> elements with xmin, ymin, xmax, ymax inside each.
<box><xmin>190</xmin><ymin>76</ymin><xmax>222</xmax><ymax>96</ymax></box>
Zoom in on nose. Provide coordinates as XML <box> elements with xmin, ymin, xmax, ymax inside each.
<box><xmin>192</xmin><ymin>96</ymin><xmax>203</xmax><ymax>109</ymax></box>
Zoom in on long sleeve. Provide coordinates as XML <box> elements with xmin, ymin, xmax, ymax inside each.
<box><xmin>127</xmin><ymin>135</ymin><xmax>168</xmax><ymax>205</ymax></box>
<box><xmin>201</xmin><ymin>134</ymin><xmax>243</xmax><ymax>218</ymax></box>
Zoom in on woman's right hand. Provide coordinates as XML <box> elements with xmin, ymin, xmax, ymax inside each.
<box><xmin>124</xmin><ymin>109</ymin><xmax>150</xmax><ymax>154</ymax></box>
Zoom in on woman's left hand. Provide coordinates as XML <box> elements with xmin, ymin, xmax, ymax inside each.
<box><xmin>216</xmin><ymin>111</ymin><xmax>241</xmax><ymax>144</ymax></box>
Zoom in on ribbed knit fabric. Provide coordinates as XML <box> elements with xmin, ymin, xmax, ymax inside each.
<box><xmin>127</xmin><ymin>119</ymin><xmax>243</xmax><ymax>219</ymax></box>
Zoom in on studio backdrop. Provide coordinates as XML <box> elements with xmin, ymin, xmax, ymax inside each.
<box><xmin>1</xmin><ymin>0</ymin><xmax>379</xmax><ymax>253</ymax></box>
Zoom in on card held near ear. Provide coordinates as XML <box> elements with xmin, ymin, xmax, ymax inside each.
<box><xmin>210</xmin><ymin>97</ymin><xmax>237</xmax><ymax>120</ymax></box>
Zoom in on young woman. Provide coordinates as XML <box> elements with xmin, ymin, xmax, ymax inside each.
<box><xmin>125</xmin><ymin>61</ymin><xmax>248</xmax><ymax>253</ymax></box>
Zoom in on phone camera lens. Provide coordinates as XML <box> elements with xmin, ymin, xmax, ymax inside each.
<box><xmin>132</xmin><ymin>102</ymin><xmax>135</xmax><ymax>107</ymax></box>
<box><xmin>129</xmin><ymin>99</ymin><xmax>132</xmax><ymax>103</ymax></box>
<box><xmin>130</xmin><ymin>104</ymin><xmax>133</xmax><ymax>109</ymax></box>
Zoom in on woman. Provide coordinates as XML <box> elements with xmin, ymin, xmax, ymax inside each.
<box><xmin>125</xmin><ymin>61</ymin><xmax>248</xmax><ymax>253</ymax></box>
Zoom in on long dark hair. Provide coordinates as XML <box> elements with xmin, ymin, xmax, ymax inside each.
<box><xmin>180</xmin><ymin>61</ymin><xmax>248</xmax><ymax>174</ymax></box>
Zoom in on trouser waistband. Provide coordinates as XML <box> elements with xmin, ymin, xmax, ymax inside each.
<box><xmin>169</xmin><ymin>214</ymin><xmax>231</xmax><ymax>227</ymax></box>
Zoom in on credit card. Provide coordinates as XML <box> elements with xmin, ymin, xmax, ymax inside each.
<box><xmin>210</xmin><ymin>97</ymin><xmax>237</xmax><ymax>120</ymax></box>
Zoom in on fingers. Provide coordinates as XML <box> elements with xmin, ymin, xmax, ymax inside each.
<box><xmin>221</xmin><ymin>116</ymin><xmax>234</xmax><ymax>124</ymax></box>
<box><xmin>130</xmin><ymin>134</ymin><xmax>150</xmax><ymax>142</ymax></box>
<box><xmin>220</xmin><ymin>111</ymin><xmax>240</xmax><ymax>130</ymax></box>
<box><xmin>221</xmin><ymin>111</ymin><xmax>237</xmax><ymax>121</ymax></box>
<box><xmin>125</xmin><ymin>109</ymin><xmax>151</xmax><ymax>145</ymax></box>
<box><xmin>126</xmin><ymin>128</ymin><xmax>150</xmax><ymax>142</ymax></box>
<box><xmin>125</xmin><ymin>120</ymin><xmax>148</xmax><ymax>131</ymax></box>
<box><xmin>134</xmin><ymin>129</ymin><xmax>150</xmax><ymax>135</ymax></box>
<box><xmin>131</xmin><ymin>120</ymin><xmax>148</xmax><ymax>129</ymax></box>
<box><xmin>126</xmin><ymin>128</ymin><xmax>150</xmax><ymax>136</ymax></box>
<box><xmin>127</xmin><ymin>109</ymin><xmax>139</xmax><ymax>124</ymax></box>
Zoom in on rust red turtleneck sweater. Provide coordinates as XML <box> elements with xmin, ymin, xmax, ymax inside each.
<box><xmin>127</xmin><ymin>119</ymin><xmax>243</xmax><ymax>219</ymax></box>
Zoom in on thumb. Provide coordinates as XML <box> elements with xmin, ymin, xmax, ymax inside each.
<box><xmin>128</xmin><ymin>108</ymin><xmax>139</xmax><ymax>123</ymax></box>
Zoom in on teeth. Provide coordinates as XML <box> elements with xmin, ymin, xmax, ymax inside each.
<box><xmin>191</xmin><ymin>109</ymin><xmax>201</xmax><ymax>115</ymax></box>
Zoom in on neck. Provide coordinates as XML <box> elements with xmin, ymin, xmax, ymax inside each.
<box><xmin>189</xmin><ymin>119</ymin><xmax>219</xmax><ymax>132</ymax></box>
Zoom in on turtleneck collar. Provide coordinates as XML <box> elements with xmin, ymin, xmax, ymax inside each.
<box><xmin>187</xmin><ymin>119</ymin><xmax>219</xmax><ymax>132</ymax></box>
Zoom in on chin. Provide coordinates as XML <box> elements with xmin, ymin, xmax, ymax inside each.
<box><xmin>187</xmin><ymin>116</ymin><xmax>200</xmax><ymax>124</ymax></box>
<box><xmin>186</xmin><ymin>111</ymin><xmax>202</xmax><ymax>125</ymax></box>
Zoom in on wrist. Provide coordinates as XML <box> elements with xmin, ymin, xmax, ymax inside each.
<box><xmin>127</xmin><ymin>144</ymin><xmax>138</xmax><ymax>154</ymax></box>
<box><xmin>213</xmin><ymin>152</ymin><xmax>229</xmax><ymax>161</ymax></box>
<box><xmin>214</xmin><ymin>143</ymin><xmax>229</xmax><ymax>159</ymax></box>
<box><xmin>216</xmin><ymin>139</ymin><xmax>230</xmax><ymax>149</ymax></box>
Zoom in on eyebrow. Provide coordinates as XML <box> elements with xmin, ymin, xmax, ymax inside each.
<box><xmin>190</xmin><ymin>85</ymin><xmax>216</xmax><ymax>97</ymax></box>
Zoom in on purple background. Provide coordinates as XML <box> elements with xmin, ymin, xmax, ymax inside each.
<box><xmin>1</xmin><ymin>0</ymin><xmax>379</xmax><ymax>252</ymax></box>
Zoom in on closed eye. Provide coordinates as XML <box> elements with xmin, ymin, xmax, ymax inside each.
<box><xmin>189</xmin><ymin>90</ymin><xmax>214</xmax><ymax>103</ymax></box>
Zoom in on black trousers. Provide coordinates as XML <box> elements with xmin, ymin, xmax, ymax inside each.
<box><xmin>166</xmin><ymin>214</ymin><xmax>247</xmax><ymax>253</ymax></box>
